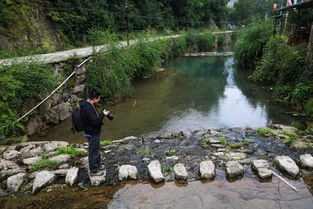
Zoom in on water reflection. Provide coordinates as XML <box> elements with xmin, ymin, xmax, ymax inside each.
<box><xmin>32</xmin><ymin>56</ymin><xmax>298</xmax><ymax>143</ymax></box>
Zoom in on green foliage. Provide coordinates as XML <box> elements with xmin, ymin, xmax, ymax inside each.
<box><xmin>166</xmin><ymin>149</ymin><xmax>176</xmax><ymax>155</ymax></box>
<box><xmin>137</xmin><ymin>149</ymin><xmax>150</xmax><ymax>155</ymax></box>
<box><xmin>251</xmin><ymin>37</ymin><xmax>305</xmax><ymax>85</ymax></box>
<box><xmin>56</xmin><ymin>147</ymin><xmax>86</xmax><ymax>157</ymax></box>
<box><xmin>218</xmin><ymin>137</ymin><xmax>228</xmax><ymax>145</ymax></box>
<box><xmin>256</xmin><ymin>128</ymin><xmax>273</xmax><ymax>136</ymax></box>
<box><xmin>0</xmin><ymin>61</ymin><xmax>58</xmax><ymax>137</ymax></box>
<box><xmin>241</xmin><ymin>140</ymin><xmax>253</xmax><ymax>146</ymax></box>
<box><xmin>201</xmin><ymin>137</ymin><xmax>211</xmax><ymax>143</ymax></box>
<box><xmin>100</xmin><ymin>140</ymin><xmax>112</xmax><ymax>146</ymax></box>
<box><xmin>279</xmin><ymin>130</ymin><xmax>296</xmax><ymax>137</ymax></box>
<box><xmin>163</xmin><ymin>167</ymin><xmax>173</xmax><ymax>173</ymax></box>
<box><xmin>31</xmin><ymin>159</ymin><xmax>60</xmax><ymax>171</ymax></box>
<box><xmin>283</xmin><ymin>137</ymin><xmax>299</xmax><ymax>146</ymax></box>
<box><xmin>185</xmin><ymin>30</ymin><xmax>216</xmax><ymax>52</ymax></box>
<box><xmin>234</xmin><ymin>20</ymin><xmax>272</xmax><ymax>68</ymax></box>
<box><xmin>305</xmin><ymin>99</ymin><xmax>313</xmax><ymax>118</ymax></box>
<box><xmin>229</xmin><ymin>143</ymin><xmax>241</xmax><ymax>148</ymax></box>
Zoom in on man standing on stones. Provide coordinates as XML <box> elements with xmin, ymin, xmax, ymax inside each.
<box><xmin>80</xmin><ymin>89</ymin><xmax>110</xmax><ymax>176</ymax></box>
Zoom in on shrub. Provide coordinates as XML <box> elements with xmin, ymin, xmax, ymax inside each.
<box><xmin>234</xmin><ymin>20</ymin><xmax>272</xmax><ymax>68</ymax></box>
<box><xmin>283</xmin><ymin>138</ymin><xmax>299</xmax><ymax>146</ymax></box>
<box><xmin>56</xmin><ymin>147</ymin><xmax>86</xmax><ymax>157</ymax></box>
<box><xmin>31</xmin><ymin>159</ymin><xmax>60</xmax><ymax>171</ymax></box>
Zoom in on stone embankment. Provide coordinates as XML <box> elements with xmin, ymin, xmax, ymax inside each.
<box><xmin>1</xmin><ymin>125</ymin><xmax>313</xmax><ymax>196</ymax></box>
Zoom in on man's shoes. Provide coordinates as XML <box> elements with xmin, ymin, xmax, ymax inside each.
<box><xmin>90</xmin><ymin>170</ymin><xmax>105</xmax><ymax>176</ymax></box>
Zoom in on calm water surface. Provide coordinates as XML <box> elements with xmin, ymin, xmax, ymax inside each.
<box><xmin>33</xmin><ymin>56</ymin><xmax>298</xmax><ymax>143</ymax></box>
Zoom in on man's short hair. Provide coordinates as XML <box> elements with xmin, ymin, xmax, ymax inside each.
<box><xmin>88</xmin><ymin>89</ymin><xmax>101</xmax><ymax>100</ymax></box>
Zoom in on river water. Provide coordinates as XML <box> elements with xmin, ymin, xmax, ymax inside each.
<box><xmin>32</xmin><ymin>56</ymin><xmax>299</xmax><ymax>144</ymax></box>
<box><xmin>6</xmin><ymin>56</ymin><xmax>309</xmax><ymax>209</ymax></box>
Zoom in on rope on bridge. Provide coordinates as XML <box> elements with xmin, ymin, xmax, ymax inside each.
<box><xmin>17</xmin><ymin>56</ymin><xmax>92</xmax><ymax>122</ymax></box>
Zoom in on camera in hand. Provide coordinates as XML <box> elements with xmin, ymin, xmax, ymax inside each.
<box><xmin>107</xmin><ymin>114</ymin><xmax>114</xmax><ymax>120</ymax></box>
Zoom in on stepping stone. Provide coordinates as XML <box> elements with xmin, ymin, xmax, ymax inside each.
<box><xmin>174</xmin><ymin>163</ymin><xmax>188</xmax><ymax>181</ymax></box>
<box><xmin>7</xmin><ymin>173</ymin><xmax>26</xmax><ymax>192</ymax></box>
<box><xmin>3</xmin><ymin>150</ymin><xmax>21</xmax><ymax>160</ymax></box>
<box><xmin>251</xmin><ymin>160</ymin><xmax>272</xmax><ymax>179</ymax></box>
<box><xmin>226</xmin><ymin>152</ymin><xmax>246</xmax><ymax>160</ymax></box>
<box><xmin>66</xmin><ymin>167</ymin><xmax>79</xmax><ymax>186</ymax></box>
<box><xmin>88</xmin><ymin>169</ymin><xmax>106</xmax><ymax>186</ymax></box>
<box><xmin>32</xmin><ymin>170</ymin><xmax>55</xmax><ymax>193</ymax></box>
<box><xmin>22</xmin><ymin>156</ymin><xmax>42</xmax><ymax>165</ymax></box>
<box><xmin>226</xmin><ymin>161</ymin><xmax>244</xmax><ymax>178</ymax></box>
<box><xmin>300</xmin><ymin>154</ymin><xmax>313</xmax><ymax>169</ymax></box>
<box><xmin>118</xmin><ymin>165</ymin><xmax>138</xmax><ymax>181</ymax></box>
<box><xmin>50</xmin><ymin>154</ymin><xmax>71</xmax><ymax>163</ymax></box>
<box><xmin>274</xmin><ymin>156</ymin><xmax>299</xmax><ymax>177</ymax></box>
<box><xmin>200</xmin><ymin>160</ymin><xmax>215</xmax><ymax>179</ymax></box>
<box><xmin>148</xmin><ymin>160</ymin><xmax>164</xmax><ymax>183</ymax></box>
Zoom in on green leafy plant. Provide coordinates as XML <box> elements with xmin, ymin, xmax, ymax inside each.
<box><xmin>283</xmin><ymin>138</ymin><xmax>299</xmax><ymax>146</ymax></box>
<box><xmin>31</xmin><ymin>159</ymin><xmax>60</xmax><ymax>171</ymax></box>
<box><xmin>279</xmin><ymin>130</ymin><xmax>296</xmax><ymax>137</ymax></box>
<box><xmin>166</xmin><ymin>149</ymin><xmax>176</xmax><ymax>155</ymax></box>
<box><xmin>200</xmin><ymin>137</ymin><xmax>211</xmax><ymax>143</ymax></box>
<box><xmin>56</xmin><ymin>147</ymin><xmax>86</xmax><ymax>157</ymax></box>
<box><xmin>163</xmin><ymin>167</ymin><xmax>173</xmax><ymax>173</ymax></box>
<box><xmin>256</xmin><ymin>128</ymin><xmax>273</xmax><ymax>136</ymax></box>
<box><xmin>229</xmin><ymin>143</ymin><xmax>241</xmax><ymax>148</ymax></box>
<box><xmin>218</xmin><ymin>137</ymin><xmax>228</xmax><ymax>145</ymax></box>
<box><xmin>100</xmin><ymin>140</ymin><xmax>112</xmax><ymax>146</ymax></box>
<box><xmin>137</xmin><ymin>149</ymin><xmax>150</xmax><ymax>155</ymax></box>
<box><xmin>241</xmin><ymin>140</ymin><xmax>253</xmax><ymax>146</ymax></box>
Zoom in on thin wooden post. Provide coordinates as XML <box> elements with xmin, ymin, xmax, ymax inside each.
<box><xmin>306</xmin><ymin>23</ymin><xmax>313</xmax><ymax>61</ymax></box>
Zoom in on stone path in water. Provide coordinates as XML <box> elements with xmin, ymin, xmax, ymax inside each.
<box><xmin>1</xmin><ymin>125</ymin><xmax>313</xmax><ymax>195</ymax></box>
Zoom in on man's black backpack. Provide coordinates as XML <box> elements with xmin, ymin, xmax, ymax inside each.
<box><xmin>71</xmin><ymin>108</ymin><xmax>85</xmax><ymax>133</ymax></box>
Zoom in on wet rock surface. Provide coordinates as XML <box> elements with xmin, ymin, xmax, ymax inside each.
<box><xmin>0</xmin><ymin>126</ymin><xmax>313</xmax><ymax>196</ymax></box>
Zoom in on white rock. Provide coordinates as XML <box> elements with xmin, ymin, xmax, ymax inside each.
<box><xmin>174</xmin><ymin>163</ymin><xmax>188</xmax><ymax>181</ymax></box>
<box><xmin>23</xmin><ymin>156</ymin><xmax>42</xmax><ymax>165</ymax></box>
<box><xmin>29</xmin><ymin>146</ymin><xmax>44</xmax><ymax>157</ymax></box>
<box><xmin>0</xmin><ymin>159</ymin><xmax>22</xmax><ymax>178</ymax></box>
<box><xmin>300</xmin><ymin>154</ymin><xmax>313</xmax><ymax>169</ymax></box>
<box><xmin>20</xmin><ymin>144</ymin><xmax>35</xmax><ymax>155</ymax></box>
<box><xmin>53</xmin><ymin>169</ymin><xmax>69</xmax><ymax>176</ymax></box>
<box><xmin>252</xmin><ymin>160</ymin><xmax>272</xmax><ymax>179</ymax></box>
<box><xmin>51</xmin><ymin>141</ymin><xmax>69</xmax><ymax>148</ymax></box>
<box><xmin>226</xmin><ymin>161</ymin><xmax>244</xmax><ymax>178</ymax></box>
<box><xmin>226</xmin><ymin>152</ymin><xmax>246</xmax><ymax>160</ymax></box>
<box><xmin>274</xmin><ymin>156</ymin><xmax>299</xmax><ymax>177</ymax></box>
<box><xmin>59</xmin><ymin>164</ymin><xmax>70</xmax><ymax>169</ymax></box>
<box><xmin>80</xmin><ymin>156</ymin><xmax>89</xmax><ymax>168</ymax></box>
<box><xmin>148</xmin><ymin>160</ymin><xmax>164</xmax><ymax>183</ymax></box>
<box><xmin>3</xmin><ymin>150</ymin><xmax>21</xmax><ymax>160</ymax></box>
<box><xmin>43</xmin><ymin>143</ymin><xmax>58</xmax><ymax>152</ymax></box>
<box><xmin>200</xmin><ymin>161</ymin><xmax>215</xmax><ymax>179</ymax></box>
<box><xmin>89</xmin><ymin>170</ymin><xmax>106</xmax><ymax>186</ymax></box>
<box><xmin>113</xmin><ymin>136</ymin><xmax>138</xmax><ymax>144</ymax></box>
<box><xmin>118</xmin><ymin>165</ymin><xmax>138</xmax><ymax>181</ymax></box>
<box><xmin>66</xmin><ymin>167</ymin><xmax>79</xmax><ymax>186</ymax></box>
<box><xmin>7</xmin><ymin>173</ymin><xmax>26</xmax><ymax>192</ymax></box>
<box><xmin>32</xmin><ymin>170</ymin><xmax>55</xmax><ymax>193</ymax></box>
<box><xmin>50</xmin><ymin>154</ymin><xmax>71</xmax><ymax>163</ymax></box>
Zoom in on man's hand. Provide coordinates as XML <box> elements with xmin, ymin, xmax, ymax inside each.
<box><xmin>103</xmin><ymin>109</ymin><xmax>110</xmax><ymax>116</ymax></box>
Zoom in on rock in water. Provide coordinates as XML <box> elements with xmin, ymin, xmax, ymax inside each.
<box><xmin>66</xmin><ymin>167</ymin><xmax>79</xmax><ymax>186</ymax></box>
<box><xmin>251</xmin><ymin>160</ymin><xmax>272</xmax><ymax>179</ymax></box>
<box><xmin>274</xmin><ymin>156</ymin><xmax>299</xmax><ymax>177</ymax></box>
<box><xmin>200</xmin><ymin>161</ymin><xmax>215</xmax><ymax>179</ymax></box>
<box><xmin>118</xmin><ymin>165</ymin><xmax>138</xmax><ymax>181</ymax></box>
<box><xmin>7</xmin><ymin>173</ymin><xmax>26</xmax><ymax>192</ymax></box>
<box><xmin>174</xmin><ymin>163</ymin><xmax>188</xmax><ymax>181</ymax></box>
<box><xmin>148</xmin><ymin>160</ymin><xmax>164</xmax><ymax>183</ymax></box>
<box><xmin>226</xmin><ymin>161</ymin><xmax>244</xmax><ymax>178</ymax></box>
<box><xmin>32</xmin><ymin>170</ymin><xmax>55</xmax><ymax>193</ymax></box>
<box><xmin>89</xmin><ymin>170</ymin><xmax>106</xmax><ymax>186</ymax></box>
<box><xmin>300</xmin><ymin>154</ymin><xmax>313</xmax><ymax>169</ymax></box>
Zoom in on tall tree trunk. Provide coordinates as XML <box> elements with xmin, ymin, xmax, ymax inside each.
<box><xmin>306</xmin><ymin>23</ymin><xmax>313</xmax><ymax>61</ymax></box>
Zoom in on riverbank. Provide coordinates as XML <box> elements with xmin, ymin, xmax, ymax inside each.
<box><xmin>1</xmin><ymin>125</ymin><xmax>313</xmax><ymax>196</ymax></box>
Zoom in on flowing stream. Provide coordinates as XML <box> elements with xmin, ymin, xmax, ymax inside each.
<box><xmin>3</xmin><ymin>56</ymin><xmax>310</xmax><ymax>209</ymax></box>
